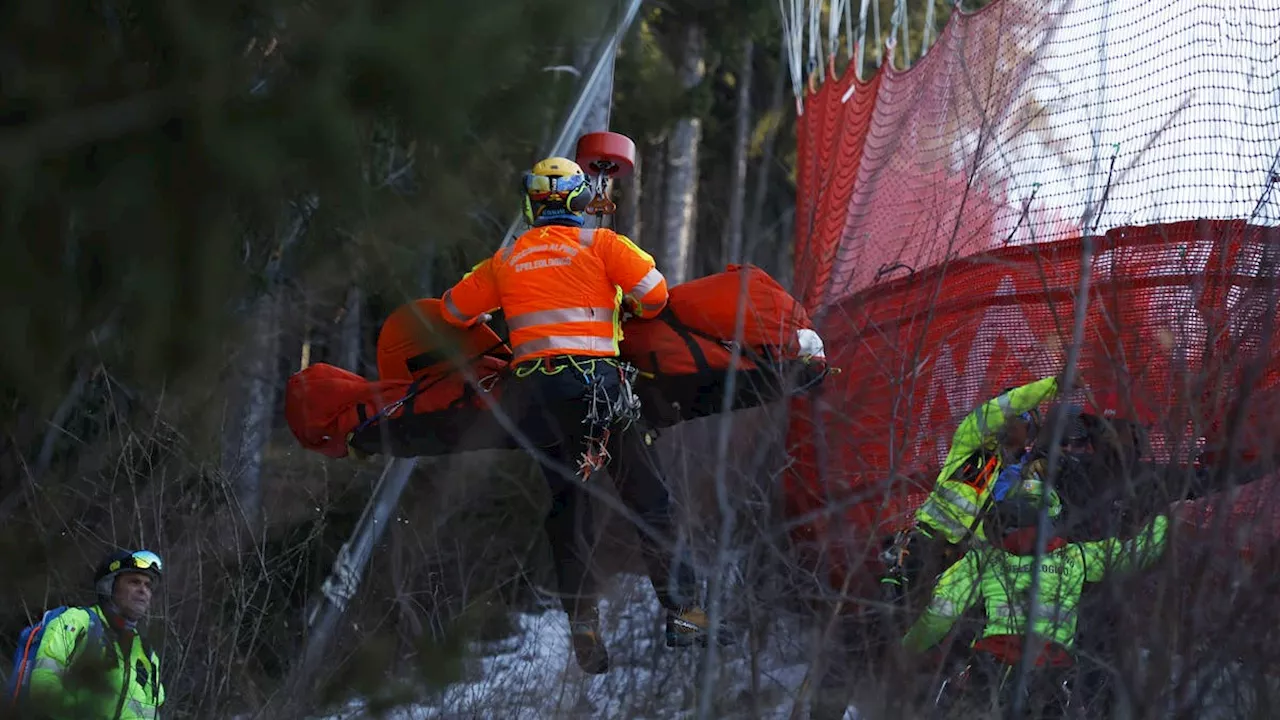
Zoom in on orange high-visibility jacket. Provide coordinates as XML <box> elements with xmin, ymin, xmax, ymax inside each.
<box><xmin>441</xmin><ymin>225</ymin><xmax>668</xmax><ymax>364</ymax></box>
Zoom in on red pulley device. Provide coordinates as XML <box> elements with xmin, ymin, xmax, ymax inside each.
<box><xmin>575</xmin><ymin>132</ymin><xmax>636</xmax><ymax>216</ymax></box>
<box><xmin>576</xmin><ymin>131</ymin><xmax>636</xmax><ymax>178</ymax></box>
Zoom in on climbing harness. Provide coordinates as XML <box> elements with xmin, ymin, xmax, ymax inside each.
<box><xmin>578</xmin><ymin>359</ymin><xmax>642</xmax><ymax>479</ymax></box>
<box><xmin>513</xmin><ymin>355</ymin><xmax>642</xmax><ymax>481</ymax></box>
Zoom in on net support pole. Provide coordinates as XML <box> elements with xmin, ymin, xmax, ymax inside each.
<box><xmin>574</xmin><ymin>4</ymin><xmax>621</xmax><ymax>230</ymax></box>
<box><xmin>575</xmin><ymin>14</ymin><xmax>616</xmax><ymax>140</ymax></box>
<box><xmin>498</xmin><ymin>0</ymin><xmax>643</xmax><ymax>249</ymax></box>
<box><xmin>280</xmin><ymin>457</ymin><xmax>419</xmax><ymax>705</ymax></box>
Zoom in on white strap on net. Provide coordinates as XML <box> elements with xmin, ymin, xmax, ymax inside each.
<box><xmin>856</xmin><ymin>0</ymin><xmax>870</xmax><ymax>81</ymax></box>
<box><xmin>844</xmin><ymin>0</ymin><xmax>855</xmax><ymax>66</ymax></box>
<box><xmin>807</xmin><ymin>0</ymin><xmax>821</xmax><ymax>76</ymax></box>
<box><xmin>896</xmin><ymin>0</ymin><xmax>909</xmax><ymax>65</ymax></box>
<box><xmin>777</xmin><ymin>0</ymin><xmax>806</xmax><ymax>109</ymax></box>
<box><xmin>886</xmin><ymin>0</ymin><xmax>902</xmax><ymax>60</ymax></box>
<box><xmin>923</xmin><ymin>0</ymin><xmax>938</xmax><ymax>57</ymax></box>
<box><xmin>778</xmin><ymin>0</ymin><xmax>845</xmax><ymax>114</ymax></box>
<box><xmin>827</xmin><ymin>0</ymin><xmax>849</xmax><ymax>70</ymax></box>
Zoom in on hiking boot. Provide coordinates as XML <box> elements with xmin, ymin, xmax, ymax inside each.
<box><xmin>569</xmin><ymin>614</ymin><xmax>609</xmax><ymax>674</ymax></box>
<box><xmin>666</xmin><ymin>606</ymin><xmax>722</xmax><ymax>647</ymax></box>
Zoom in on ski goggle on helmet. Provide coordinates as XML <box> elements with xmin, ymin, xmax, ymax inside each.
<box><xmin>95</xmin><ymin>549</ymin><xmax>163</xmax><ymax>596</ymax></box>
<box><xmin>110</xmin><ymin>550</ymin><xmax>163</xmax><ymax>575</ymax></box>
<box><xmin>524</xmin><ymin>170</ymin><xmax>585</xmax><ymax>199</ymax></box>
<box><xmin>521</xmin><ymin>157</ymin><xmax>593</xmax><ymax>224</ymax></box>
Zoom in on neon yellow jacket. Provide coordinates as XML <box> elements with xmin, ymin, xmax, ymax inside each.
<box><xmin>30</xmin><ymin>605</ymin><xmax>165</xmax><ymax>719</ymax></box>
<box><xmin>903</xmin><ymin>513</ymin><xmax>1169</xmax><ymax>653</ymax></box>
<box><xmin>915</xmin><ymin>376</ymin><xmax>1059</xmax><ymax>544</ymax></box>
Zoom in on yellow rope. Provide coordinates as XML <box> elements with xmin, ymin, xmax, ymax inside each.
<box><xmin>513</xmin><ymin>356</ymin><xmax>624</xmax><ymax>379</ymax></box>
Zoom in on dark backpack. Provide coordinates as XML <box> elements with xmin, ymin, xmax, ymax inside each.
<box><xmin>4</xmin><ymin>606</ymin><xmax>105</xmax><ymax>708</ymax></box>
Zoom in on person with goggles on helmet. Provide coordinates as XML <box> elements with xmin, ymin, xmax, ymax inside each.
<box><xmin>903</xmin><ymin>482</ymin><xmax>1169</xmax><ymax>718</ymax></box>
<box><xmin>439</xmin><ymin>157</ymin><xmax>709</xmax><ymax>674</ymax></box>
<box><xmin>25</xmin><ymin>549</ymin><xmax>165</xmax><ymax>719</ymax></box>
<box><xmin>882</xmin><ymin>373</ymin><xmax>1073</xmax><ymax>609</ymax></box>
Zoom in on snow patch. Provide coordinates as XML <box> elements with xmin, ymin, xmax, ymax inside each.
<box><xmin>311</xmin><ymin>573</ymin><xmax>856</xmax><ymax>719</ymax></box>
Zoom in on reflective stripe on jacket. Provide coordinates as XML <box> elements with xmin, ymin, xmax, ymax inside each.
<box><xmin>440</xmin><ymin>226</ymin><xmax>668</xmax><ymax>364</ymax></box>
<box><xmin>902</xmin><ymin>513</ymin><xmax>1169</xmax><ymax>654</ymax></box>
<box><xmin>30</xmin><ymin>605</ymin><xmax>165</xmax><ymax>719</ymax></box>
<box><xmin>916</xmin><ymin>376</ymin><xmax>1059</xmax><ymax>544</ymax></box>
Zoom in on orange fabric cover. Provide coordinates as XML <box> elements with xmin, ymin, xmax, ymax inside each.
<box><xmin>619</xmin><ymin>264</ymin><xmax>815</xmax><ymax>376</ymax></box>
<box><xmin>376</xmin><ymin>298</ymin><xmax>510</xmax><ymax>382</ymax></box>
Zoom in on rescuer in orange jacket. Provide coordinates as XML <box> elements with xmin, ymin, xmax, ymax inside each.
<box><xmin>441</xmin><ymin>157</ymin><xmax>668</xmax><ymax>364</ymax></box>
<box><xmin>440</xmin><ymin>156</ymin><xmax>711</xmax><ymax>675</ymax></box>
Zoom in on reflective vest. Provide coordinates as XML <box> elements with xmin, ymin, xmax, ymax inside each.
<box><xmin>903</xmin><ymin>513</ymin><xmax>1169</xmax><ymax>653</ymax></box>
<box><xmin>29</xmin><ymin>605</ymin><xmax>164</xmax><ymax>719</ymax></box>
<box><xmin>441</xmin><ymin>225</ymin><xmax>668</xmax><ymax>364</ymax></box>
<box><xmin>915</xmin><ymin>376</ymin><xmax>1059</xmax><ymax>544</ymax></box>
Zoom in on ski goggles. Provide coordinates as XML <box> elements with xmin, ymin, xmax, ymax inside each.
<box><xmin>524</xmin><ymin>172</ymin><xmax>585</xmax><ymax>200</ymax></box>
<box><xmin>108</xmin><ymin>550</ymin><xmax>164</xmax><ymax>575</ymax></box>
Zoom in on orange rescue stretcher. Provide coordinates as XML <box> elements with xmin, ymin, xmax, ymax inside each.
<box><xmin>284</xmin><ymin>265</ymin><xmax>831</xmax><ymax>460</ymax></box>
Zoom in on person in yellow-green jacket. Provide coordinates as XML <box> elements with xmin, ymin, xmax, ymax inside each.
<box><xmin>22</xmin><ymin>549</ymin><xmax>165</xmax><ymax>719</ymax></box>
<box><xmin>902</xmin><ymin>483</ymin><xmax>1170</xmax><ymax>717</ymax></box>
<box><xmin>881</xmin><ymin>373</ymin><xmax>1070</xmax><ymax>607</ymax></box>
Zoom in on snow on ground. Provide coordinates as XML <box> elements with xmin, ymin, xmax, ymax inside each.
<box><xmin>313</xmin><ymin>573</ymin><xmax>859</xmax><ymax>720</ymax></box>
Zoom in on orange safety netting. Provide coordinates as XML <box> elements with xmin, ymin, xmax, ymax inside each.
<box><xmin>784</xmin><ymin>0</ymin><xmax>1280</xmax><ymax>574</ymax></box>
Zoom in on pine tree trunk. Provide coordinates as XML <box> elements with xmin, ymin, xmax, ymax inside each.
<box><xmin>619</xmin><ymin>150</ymin><xmax>642</xmax><ymax>239</ymax></box>
<box><xmin>661</xmin><ymin>23</ymin><xmax>705</xmax><ymax>286</ymax></box>
<box><xmin>723</xmin><ymin>38</ymin><xmax>753</xmax><ymax>268</ymax></box>
<box><xmin>776</xmin><ymin>205</ymin><xmax>795</xmax><ymax>294</ymax></box>
<box><xmin>221</xmin><ymin>196</ymin><xmax>315</xmax><ymax>531</ymax></box>
<box><xmin>748</xmin><ymin>59</ymin><xmax>787</xmax><ymax>272</ymax></box>
<box><xmin>642</xmin><ymin>138</ymin><xmax>666</xmax><ymax>257</ymax></box>
<box><xmin>224</xmin><ymin>289</ymin><xmax>280</xmax><ymax>528</ymax></box>
<box><xmin>338</xmin><ymin>283</ymin><xmax>363</xmax><ymax>374</ymax></box>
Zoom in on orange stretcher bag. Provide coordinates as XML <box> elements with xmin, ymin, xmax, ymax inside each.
<box><xmin>375</xmin><ymin>298</ymin><xmax>512</xmax><ymax>382</ymax></box>
<box><xmin>284</xmin><ymin>364</ymin><xmax>412</xmax><ymax>459</ymax></box>
<box><xmin>619</xmin><ymin>264</ymin><xmax>828</xmax><ymax>426</ymax></box>
<box><xmin>284</xmin><ymin>299</ymin><xmax>514</xmax><ymax>459</ymax></box>
<box><xmin>286</xmin><ymin>268</ymin><xmax>829</xmax><ymax>458</ymax></box>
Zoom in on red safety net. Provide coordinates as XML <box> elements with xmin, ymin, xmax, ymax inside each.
<box><xmin>784</xmin><ymin>0</ymin><xmax>1280</xmax><ymax>584</ymax></box>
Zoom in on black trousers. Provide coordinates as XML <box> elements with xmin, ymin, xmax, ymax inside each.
<box><xmin>504</xmin><ymin>356</ymin><xmax>697</xmax><ymax>617</ymax></box>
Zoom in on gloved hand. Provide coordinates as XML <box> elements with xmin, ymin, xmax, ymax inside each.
<box><xmin>345</xmin><ymin>432</ymin><xmax>370</xmax><ymax>461</ymax></box>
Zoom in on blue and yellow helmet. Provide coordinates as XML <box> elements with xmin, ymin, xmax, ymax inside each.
<box><xmin>522</xmin><ymin>156</ymin><xmax>593</xmax><ymax>227</ymax></box>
